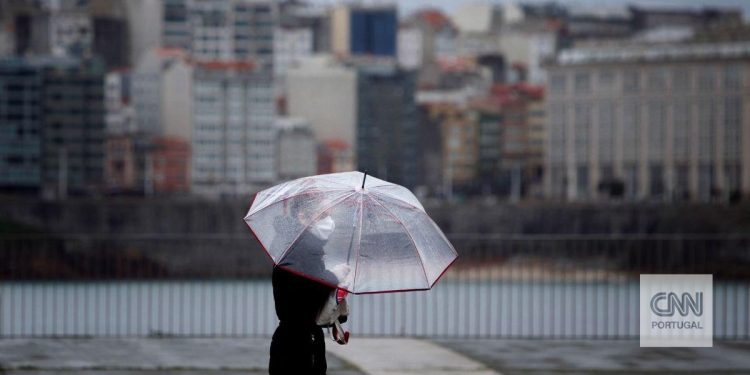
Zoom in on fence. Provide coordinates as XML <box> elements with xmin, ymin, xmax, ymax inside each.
<box><xmin>1</xmin><ymin>234</ymin><xmax>749</xmax><ymax>339</ymax></box>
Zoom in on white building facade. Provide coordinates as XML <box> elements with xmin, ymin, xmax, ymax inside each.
<box><xmin>545</xmin><ymin>42</ymin><xmax>750</xmax><ymax>202</ymax></box>
<box><xmin>161</xmin><ymin>0</ymin><xmax>276</xmax><ymax>72</ymax></box>
<box><xmin>131</xmin><ymin>48</ymin><xmax>193</xmax><ymax>138</ymax></box>
<box><xmin>191</xmin><ymin>63</ymin><xmax>276</xmax><ymax>197</ymax></box>
<box><xmin>286</xmin><ymin>55</ymin><xmax>357</xmax><ymax>153</ymax></box>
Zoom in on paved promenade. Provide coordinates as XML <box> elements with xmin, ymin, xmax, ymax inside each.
<box><xmin>2</xmin><ymin>337</ymin><xmax>750</xmax><ymax>374</ymax></box>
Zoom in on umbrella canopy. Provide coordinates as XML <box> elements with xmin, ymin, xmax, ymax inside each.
<box><xmin>244</xmin><ymin>172</ymin><xmax>457</xmax><ymax>294</ymax></box>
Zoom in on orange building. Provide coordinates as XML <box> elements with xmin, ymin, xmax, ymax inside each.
<box><xmin>151</xmin><ymin>137</ymin><xmax>190</xmax><ymax>194</ymax></box>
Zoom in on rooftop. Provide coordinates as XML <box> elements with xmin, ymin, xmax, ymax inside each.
<box><xmin>554</xmin><ymin>41</ymin><xmax>750</xmax><ymax>65</ymax></box>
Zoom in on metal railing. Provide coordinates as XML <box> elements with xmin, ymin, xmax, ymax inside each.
<box><xmin>1</xmin><ymin>234</ymin><xmax>749</xmax><ymax>339</ymax></box>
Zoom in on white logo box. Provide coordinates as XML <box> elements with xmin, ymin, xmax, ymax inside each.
<box><xmin>640</xmin><ymin>274</ymin><xmax>713</xmax><ymax>347</ymax></box>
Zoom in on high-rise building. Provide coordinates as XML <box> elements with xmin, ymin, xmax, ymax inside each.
<box><xmin>131</xmin><ymin>48</ymin><xmax>193</xmax><ymax>138</ymax></box>
<box><xmin>40</xmin><ymin>57</ymin><xmax>106</xmax><ymax>197</ymax></box>
<box><xmin>191</xmin><ymin>61</ymin><xmax>276</xmax><ymax>197</ymax></box>
<box><xmin>545</xmin><ymin>42</ymin><xmax>750</xmax><ymax>202</ymax></box>
<box><xmin>331</xmin><ymin>4</ymin><xmax>397</xmax><ymax>58</ymax></box>
<box><xmin>286</xmin><ymin>55</ymin><xmax>356</xmax><ymax>164</ymax></box>
<box><xmin>356</xmin><ymin>64</ymin><xmax>419</xmax><ymax>188</ymax></box>
<box><xmin>273</xmin><ymin>26</ymin><xmax>313</xmax><ymax>87</ymax></box>
<box><xmin>105</xmin><ymin>69</ymin><xmax>136</xmax><ymax>135</ymax></box>
<box><xmin>161</xmin><ymin>0</ymin><xmax>276</xmax><ymax>72</ymax></box>
<box><xmin>92</xmin><ymin>16</ymin><xmax>130</xmax><ymax>69</ymax></box>
<box><xmin>1</xmin><ymin>56</ymin><xmax>106</xmax><ymax>196</ymax></box>
<box><xmin>0</xmin><ymin>58</ymin><xmax>43</xmax><ymax>192</ymax></box>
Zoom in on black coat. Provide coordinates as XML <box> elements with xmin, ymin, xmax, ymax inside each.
<box><xmin>269</xmin><ymin>266</ymin><xmax>333</xmax><ymax>375</ymax></box>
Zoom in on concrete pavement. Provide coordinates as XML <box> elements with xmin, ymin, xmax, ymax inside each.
<box><xmin>0</xmin><ymin>337</ymin><xmax>362</xmax><ymax>375</ymax></box>
<box><xmin>327</xmin><ymin>338</ymin><xmax>500</xmax><ymax>375</ymax></box>
<box><xmin>0</xmin><ymin>337</ymin><xmax>499</xmax><ymax>375</ymax></box>
<box><xmin>3</xmin><ymin>337</ymin><xmax>750</xmax><ymax>374</ymax></box>
<box><xmin>438</xmin><ymin>339</ymin><xmax>750</xmax><ymax>374</ymax></box>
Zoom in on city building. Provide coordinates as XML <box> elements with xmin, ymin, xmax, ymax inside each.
<box><xmin>274</xmin><ymin>26</ymin><xmax>313</xmax><ymax>90</ymax></box>
<box><xmin>191</xmin><ymin>61</ymin><xmax>275</xmax><ymax>197</ymax></box>
<box><xmin>398</xmin><ymin>9</ymin><xmax>457</xmax><ymax>69</ymax></box>
<box><xmin>104</xmin><ymin>69</ymin><xmax>136</xmax><ymax>135</ymax></box>
<box><xmin>131</xmin><ymin>48</ymin><xmax>192</xmax><ymax>138</ymax></box>
<box><xmin>356</xmin><ymin>64</ymin><xmax>419</xmax><ymax>188</ymax></box>
<box><xmin>451</xmin><ymin>2</ymin><xmax>504</xmax><ymax>56</ymax></box>
<box><xmin>317</xmin><ymin>139</ymin><xmax>354</xmax><ymax>174</ymax></box>
<box><xmin>151</xmin><ymin>136</ymin><xmax>191</xmax><ymax>194</ymax></box>
<box><xmin>0</xmin><ymin>58</ymin><xmax>43</xmax><ymax>192</ymax></box>
<box><xmin>286</xmin><ymin>55</ymin><xmax>357</xmax><ymax>159</ymax></box>
<box><xmin>161</xmin><ymin>0</ymin><xmax>276</xmax><ymax>72</ymax></box>
<box><xmin>331</xmin><ymin>4</ymin><xmax>397</xmax><ymax>58</ymax></box>
<box><xmin>427</xmin><ymin>100</ymin><xmax>478</xmax><ymax>196</ymax></box>
<box><xmin>279</xmin><ymin>1</ymin><xmax>331</xmax><ymax>53</ymax></box>
<box><xmin>496</xmin><ymin>23</ymin><xmax>558</xmax><ymax>84</ymax></box>
<box><xmin>629</xmin><ymin>5</ymin><xmax>742</xmax><ymax>31</ymax></box>
<box><xmin>92</xmin><ymin>15</ymin><xmax>130</xmax><ymax>69</ymax></box>
<box><xmin>124</xmin><ymin>0</ymin><xmax>163</xmax><ymax>67</ymax></box>
<box><xmin>480</xmin><ymin>83</ymin><xmax>545</xmax><ymax>198</ymax></box>
<box><xmin>545</xmin><ymin>42</ymin><xmax>750</xmax><ymax>202</ymax></box>
<box><xmin>104</xmin><ymin>133</ymin><xmax>142</xmax><ymax>193</ymax></box>
<box><xmin>276</xmin><ymin>117</ymin><xmax>316</xmax><ymax>180</ymax></box>
<box><xmin>40</xmin><ymin>57</ymin><xmax>106</xmax><ymax>197</ymax></box>
<box><xmin>1</xmin><ymin>0</ymin><xmax>134</xmax><ymax>67</ymax></box>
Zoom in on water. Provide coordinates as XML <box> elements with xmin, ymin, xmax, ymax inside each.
<box><xmin>1</xmin><ymin>280</ymin><xmax>748</xmax><ymax>339</ymax></box>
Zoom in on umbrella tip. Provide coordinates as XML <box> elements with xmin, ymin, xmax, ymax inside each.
<box><xmin>361</xmin><ymin>171</ymin><xmax>367</xmax><ymax>189</ymax></box>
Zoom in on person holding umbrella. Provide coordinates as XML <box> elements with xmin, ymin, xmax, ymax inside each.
<box><xmin>267</xmin><ymin>202</ymin><xmax>348</xmax><ymax>374</ymax></box>
<box><xmin>244</xmin><ymin>172</ymin><xmax>456</xmax><ymax>375</ymax></box>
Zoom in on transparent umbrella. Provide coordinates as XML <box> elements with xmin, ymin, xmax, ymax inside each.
<box><xmin>244</xmin><ymin>171</ymin><xmax>457</xmax><ymax>294</ymax></box>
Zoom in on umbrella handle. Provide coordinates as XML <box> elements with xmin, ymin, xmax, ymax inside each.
<box><xmin>332</xmin><ymin>320</ymin><xmax>350</xmax><ymax>345</ymax></box>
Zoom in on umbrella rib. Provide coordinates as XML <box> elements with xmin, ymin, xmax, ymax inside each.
<box><xmin>352</xmin><ymin>192</ymin><xmax>364</xmax><ymax>292</ymax></box>
<box><xmin>275</xmin><ymin>191</ymin><xmax>357</xmax><ymax>266</ymax></box>
<box><xmin>366</xmin><ymin>194</ymin><xmax>430</xmax><ymax>288</ymax></box>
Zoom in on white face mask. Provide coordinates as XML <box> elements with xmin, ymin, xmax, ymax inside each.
<box><xmin>310</xmin><ymin>215</ymin><xmax>335</xmax><ymax>241</ymax></box>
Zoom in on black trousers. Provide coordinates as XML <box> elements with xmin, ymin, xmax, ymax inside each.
<box><xmin>269</xmin><ymin>323</ymin><xmax>327</xmax><ymax>375</ymax></box>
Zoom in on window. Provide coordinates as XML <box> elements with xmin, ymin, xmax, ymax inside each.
<box><xmin>598</xmin><ymin>100</ymin><xmax>615</xmax><ymax>163</ymax></box>
<box><xmin>574</xmin><ymin>73</ymin><xmax>590</xmax><ymax>94</ymax></box>
<box><xmin>724</xmin><ymin>65</ymin><xmax>742</xmax><ymax>90</ymax></box>
<box><xmin>724</xmin><ymin>96</ymin><xmax>742</xmax><ymax>161</ymax></box>
<box><xmin>647</xmin><ymin>68</ymin><xmax>667</xmax><ymax>91</ymax></box>
<box><xmin>671</xmin><ymin>67</ymin><xmax>692</xmax><ymax>91</ymax></box>
<box><xmin>649</xmin><ymin>164</ymin><xmax>664</xmax><ymax>197</ymax></box>
<box><xmin>648</xmin><ymin>101</ymin><xmax>665</xmax><ymax>161</ymax></box>
<box><xmin>623</xmin><ymin>70</ymin><xmax>640</xmax><ymax>93</ymax></box>
<box><xmin>697</xmin><ymin>67</ymin><xmax>716</xmax><ymax>91</ymax></box>
<box><xmin>622</xmin><ymin>101</ymin><xmax>639</xmax><ymax>162</ymax></box>
<box><xmin>577</xmin><ymin>166</ymin><xmax>589</xmax><ymax>198</ymax></box>
<box><xmin>550</xmin><ymin>73</ymin><xmax>566</xmax><ymax>95</ymax></box>
<box><xmin>697</xmin><ymin>100</ymin><xmax>715</xmax><ymax>162</ymax></box>
<box><xmin>673</xmin><ymin>101</ymin><xmax>690</xmax><ymax>162</ymax></box>
<box><xmin>574</xmin><ymin>103</ymin><xmax>590</xmax><ymax>163</ymax></box>
<box><xmin>598</xmin><ymin>70</ymin><xmax>615</xmax><ymax>91</ymax></box>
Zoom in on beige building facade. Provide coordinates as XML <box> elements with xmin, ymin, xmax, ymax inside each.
<box><xmin>545</xmin><ymin>42</ymin><xmax>750</xmax><ymax>202</ymax></box>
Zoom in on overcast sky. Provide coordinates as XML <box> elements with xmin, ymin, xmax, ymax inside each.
<box><xmin>309</xmin><ymin>0</ymin><xmax>750</xmax><ymax>19</ymax></box>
